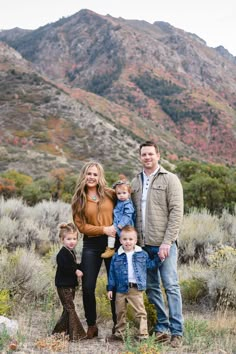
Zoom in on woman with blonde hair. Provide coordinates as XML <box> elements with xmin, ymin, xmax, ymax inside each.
<box><xmin>72</xmin><ymin>161</ymin><xmax>117</xmax><ymax>339</ymax></box>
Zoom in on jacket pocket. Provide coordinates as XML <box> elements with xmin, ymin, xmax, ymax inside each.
<box><xmin>151</xmin><ymin>185</ymin><xmax>167</xmax><ymax>206</ymax></box>
<box><xmin>152</xmin><ymin>184</ymin><xmax>167</xmax><ymax>191</ymax></box>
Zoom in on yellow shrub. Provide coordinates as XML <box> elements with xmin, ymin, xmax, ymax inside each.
<box><xmin>208</xmin><ymin>246</ymin><xmax>236</xmax><ymax>268</ymax></box>
<box><xmin>0</xmin><ymin>289</ymin><xmax>11</xmax><ymax>315</ymax></box>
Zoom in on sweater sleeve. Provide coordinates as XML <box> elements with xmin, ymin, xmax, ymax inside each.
<box><xmin>74</xmin><ymin>213</ymin><xmax>104</xmax><ymax>236</ymax></box>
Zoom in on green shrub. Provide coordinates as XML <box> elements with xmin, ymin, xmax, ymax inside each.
<box><xmin>184</xmin><ymin>317</ymin><xmax>210</xmax><ymax>346</ymax></box>
<box><xmin>95</xmin><ymin>274</ymin><xmax>111</xmax><ymax>322</ymax></box>
<box><xmin>180</xmin><ymin>278</ymin><xmax>208</xmax><ymax>304</ymax></box>
<box><xmin>143</xmin><ymin>293</ymin><xmax>157</xmax><ymax>331</ymax></box>
<box><xmin>0</xmin><ymin>326</ymin><xmax>11</xmax><ymax>352</ymax></box>
<box><xmin>0</xmin><ymin>289</ymin><xmax>11</xmax><ymax>315</ymax></box>
<box><xmin>1</xmin><ymin>170</ymin><xmax>32</xmax><ymax>196</ymax></box>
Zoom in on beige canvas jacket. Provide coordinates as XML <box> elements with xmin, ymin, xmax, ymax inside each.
<box><xmin>131</xmin><ymin>166</ymin><xmax>183</xmax><ymax>247</ymax></box>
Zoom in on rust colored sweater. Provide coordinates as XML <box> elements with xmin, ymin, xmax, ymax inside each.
<box><xmin>74</xmin><ymin>188</ymin><xmax>116</xmax><ymax>237</ymax></box>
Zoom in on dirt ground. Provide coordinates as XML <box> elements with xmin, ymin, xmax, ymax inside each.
<box><xmin>4</xmin><ymin>302</ymin><xmax>235</xmax><ymax>354</ymax></box>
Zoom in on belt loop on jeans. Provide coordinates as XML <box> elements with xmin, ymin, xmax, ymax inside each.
<box><xmin>129</xmin><ymin>282</ymin><xmax>137</xmax><ymax>288</ymax></box>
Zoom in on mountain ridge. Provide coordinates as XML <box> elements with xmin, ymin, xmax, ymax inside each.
<box><xmin>0</xmin><ymin>9</ymin><xmax>235</xmax><ymax>178</ymax></box>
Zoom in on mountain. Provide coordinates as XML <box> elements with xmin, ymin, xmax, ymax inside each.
<box><xmin>0</xmin><ymin>9</ymin><xmax>236</xmax><ymax>177</ymax></box>
<box><xmin>0</xmin><ymin>41</ymin><xmax>139</xmax><ymax>178</ymax></box>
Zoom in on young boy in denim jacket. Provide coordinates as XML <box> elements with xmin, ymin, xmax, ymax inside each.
<box><xmin>107</xmin><ymin>225</ymin><xmax>162</xmax><ymax>340</ymax></box>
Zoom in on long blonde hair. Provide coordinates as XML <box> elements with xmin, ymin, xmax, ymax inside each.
<box><xmin>71</xmin><ymin>161</ymin><xmax>113</xmax><ymax>223</ymax></box>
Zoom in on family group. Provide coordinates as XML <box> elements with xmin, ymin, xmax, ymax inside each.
<box><xmin>52</xmin><ymin>141</ymin><xmax>184</xmax><ymax>349</ymax></box>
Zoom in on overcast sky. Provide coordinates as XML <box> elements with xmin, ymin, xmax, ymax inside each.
<box><xmin>0</xmin><ymin>0</ymin><xmax>235</xmax><ymax>56</ymax></box>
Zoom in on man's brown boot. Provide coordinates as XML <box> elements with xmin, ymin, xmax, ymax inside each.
<box><xmin>170</xmin><ymin>335</ymin><xmax>182</xmax><ymax>348</ymax></box>
<box><xmin>86</xmin><ymin>325</ymin><xmax>98</xmax><ymax>339</ymax></box>
<box><xmin>155</xmin><ymin>331</ymin><xmax>170</xmax><ymax>343</ymax></box>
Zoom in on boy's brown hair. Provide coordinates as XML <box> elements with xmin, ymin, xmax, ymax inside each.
<box><xmin>59</xmin><ymin>222</ymin><xmax>78</xmax><ymax>240</ymax></box>
<box><xmin>120</xmin><ymin>225</ymin><xmax>137</xmax><ymax>239</ymax></box>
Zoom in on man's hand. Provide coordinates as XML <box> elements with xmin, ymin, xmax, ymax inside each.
<box><xmin>107</xmin><ymin>291</ymin><xmax>113</xmax><ymax>300</ymax></box>
<box><xmin>158</xmin><ymin>243</ymin><xmax>171</xmax><ymax>260</ymax></box>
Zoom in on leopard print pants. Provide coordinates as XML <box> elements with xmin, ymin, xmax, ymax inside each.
<box><xmin>52</xmin><ymin>287</ymin><xmax>86</xmax><ymax>341</ymax></box>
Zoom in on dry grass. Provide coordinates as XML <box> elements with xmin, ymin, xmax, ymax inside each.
<box><xmin>1</xmin><ymin>201</ymin><xmax>236</xmax><ymax>353</ymax></box>
<box><xmin>1</xmin><ymin>293</ymin><xmax>234</xmax><ymax>354</ymax></box>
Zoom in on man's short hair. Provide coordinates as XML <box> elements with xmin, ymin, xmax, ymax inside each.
<box><xmin>139</xmin><ymin>140</ymin><xmax>159</xmax><ymax>154</ymax></box>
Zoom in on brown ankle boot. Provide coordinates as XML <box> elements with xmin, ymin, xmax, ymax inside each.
<box><xmin>86</xmin><ymin>325</ymin><xmax>98</xmax><ymax>339</ymax></box>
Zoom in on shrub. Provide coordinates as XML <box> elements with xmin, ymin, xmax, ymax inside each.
<box><xmin>207</xmin><ymin>247</ymin><xmax>236</xmax><ymax>308</ymax></box>
<box><xmin>179</xmin><ymin>209</ymin><xmax>223</xmax><ymax>263</ymax></box>
<box><xmin>0</xmin><ymin>216</ymin><xmax>20</xmax><ymax>248</ymax></box>
<box><xmin>22</xmin><ymin>178</ymin><xmax>52</xmax><ymax>205</ymax></box>
<box><xmin>180</xmin><ymin>278</ymin><xmax>208</xmax><ymax>304</ymax></box>
<box><xmin>0</xmin><ymin>198</ymin><xmax>72</xmax><ymax>249</ymax></box>
<box><xmin>0</xmin><ymin>177</ymin><xmax>16</xmax><ymax>198</ymax></box>
<box><xmin>0</xmin><ymin>197</ymin><xmax>28</xmax><ymax>220</ymax></box>
<box><xmin>30</xmin><ymin>200</ymin><xmax>71</xmax><ymax>243</ymax></box>
<box><xmin>0</xmin><ymin>247</ymin><xmax>55</xmax><ymax>301</ymax></box>
<box><xmin>0</xmin><ymin>289</ymin><xmax>11</xmax><ymax>315</ymax></box>
<box><xmin>95</xmin><ymin>274</ymin><xmax>111</xmax><ymax>322</ymax></box>
<box><xmin>143</xmin><ymin>293</ymin><xmax>157</xmax><ymax>331</ymax></box>
<box><xmin>0</xmin><ymin>170</ymin><xmax>32</xmax><ymax>196</ymax></box>
<box><xmin>219</xmin><ymin>209</ymin><xmax>236</xmax><ymax>246</ymax></box>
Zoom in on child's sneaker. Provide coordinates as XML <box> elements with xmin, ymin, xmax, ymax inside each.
<box><xmin>101</xmin><ymin>247</ymin><xmax>115</xmax><ymax>258</ymax></box>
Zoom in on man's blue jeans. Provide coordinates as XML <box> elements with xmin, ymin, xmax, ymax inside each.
<box><xmin>144</xmin><ymin>243</ymin><xmax>183</xmax><ymax>336</ymax></box>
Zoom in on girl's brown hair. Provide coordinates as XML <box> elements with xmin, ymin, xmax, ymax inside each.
<box><xmin>113</xmin><ymin>180</ymin><xmax>131</xmax><ymax>194</ymax></box>
<box><xmin>71</xmin><ymin>161</ymin><xmax>114</xmax><ymax>224</ymax></box>
<box><xmin>59</xmin><ymin>222</ymin><xmax>78</xmax><ymax>240</ymax></box>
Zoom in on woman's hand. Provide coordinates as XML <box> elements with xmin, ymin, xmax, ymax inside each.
<box><xmin>76</xmin><ymin>269</ymin><xmax>83</xmax><ymax>279</ymax></box>
<box><xmin>103</xmin><ymin>225</ymin><xmax>116</xmax><ymax>237</ymax></box>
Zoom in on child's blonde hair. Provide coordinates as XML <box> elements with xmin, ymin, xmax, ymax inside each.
<box><xmin>58</xmin><ymin>222</ymin><xmax>78</xmax><ymax>240</ymax></box>
<box><xmin>120</xmin><ymin>225</ymin><xmax>137</xmax><ymax>239</ymax></box>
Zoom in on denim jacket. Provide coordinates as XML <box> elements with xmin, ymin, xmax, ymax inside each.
<box><xmin>114</xmin><ymin>199</ymin><xmax>135</xmax><ymax>237</ymax></box>
<box><xmin>107</xmin><ymin>245</ymin><xmax>161</xmax><ymax>293</ymax></box>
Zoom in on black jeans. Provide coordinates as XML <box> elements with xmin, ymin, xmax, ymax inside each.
<box><xmin>81</xmin><ymin>235</ymin><xmax>118</xmax><ymax>326</ymax></box>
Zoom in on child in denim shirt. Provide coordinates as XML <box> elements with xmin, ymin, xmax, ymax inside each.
<box><xmin>101</xmin><ymin>180</ymin><xmax>135</xmax><ymax>258</ymax></box>
<box><xmin>107</xmin><ymin>226</ymin><xmax>162</xmax><ymax>340</ymax></box>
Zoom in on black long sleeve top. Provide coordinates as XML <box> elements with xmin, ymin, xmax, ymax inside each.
<box><xmin>55</xmin><ymin>246</ymin><xmax>81</xmax><ymax>288</ymax></box>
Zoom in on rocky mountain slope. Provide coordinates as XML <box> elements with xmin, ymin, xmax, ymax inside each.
<box><xmin>0</xmin><ymin>42</ymin><xmax>139</xmax><ymax>178</ymax></box>
<box><xmin>0</xmin><ymin>9</ymin><xmax>236</xmax><ymax>177</ymax></box>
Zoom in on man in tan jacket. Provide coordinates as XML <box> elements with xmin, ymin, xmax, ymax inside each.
<box><xmin>131</xmin><ymin>141</ymin><xmax>184</xmax><ymax>348</ymax></box>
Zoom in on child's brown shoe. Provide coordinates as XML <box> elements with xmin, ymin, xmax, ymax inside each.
<box><xmin>101</xmin><ymin>247</ymin><xmax>115</xmax><ymax>258</ymax></box>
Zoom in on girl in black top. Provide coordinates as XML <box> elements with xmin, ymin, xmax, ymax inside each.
<box><xmin>52</xmin><ymin>223</ymin><xmax>86</xmax><ymax>341</ymax></box>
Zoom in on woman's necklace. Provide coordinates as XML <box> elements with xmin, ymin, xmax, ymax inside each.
<box><xmin>88</xmin><ymin>194</ymin><xmax>98</xmax><ymax>201</ymax></box>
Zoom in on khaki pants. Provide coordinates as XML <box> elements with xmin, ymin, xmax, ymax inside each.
<box><xmin>115</xmin><ymin>288</ymin><xmax>148</xmax><ymax>336</ymax></box>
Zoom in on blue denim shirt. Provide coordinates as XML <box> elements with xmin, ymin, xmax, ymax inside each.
<box><xmin>113</xmin><ymin>199</ymin><xmax>135</xmax><ymax>237</ymax></box>
<box><xmin>107</xmin><ymin>245</ymin><xmax>161</xmax><ymax>293</ymax></box>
